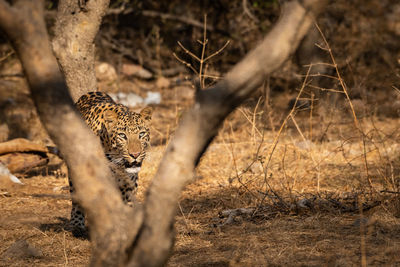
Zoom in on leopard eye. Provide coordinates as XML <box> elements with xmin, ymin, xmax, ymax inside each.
<box><xmin>139</xmin><ymin>132</ymin><xmax>146</xmax><ymax>138</ymax></box>
<box><xmin>118</xmin><ymin>133</ymin><xmax>127</xmax><ymax>140</ymax></box>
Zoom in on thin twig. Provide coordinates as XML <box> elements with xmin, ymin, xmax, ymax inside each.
<box><xmin>204</xmin><ymin>40</ymin><xmax>230</xmax><ymax>62</ymax></box>
<box><xmin>256</xmin><ymin>64</ymin><xmax>313</xmax><ymax>211</ymax></box>
<box><xmin>227</xmin><ymin>123</ymin><xmax>260</xmax><ymax>200</ymax></box>
<box><xmin>63</xmin><ymin>230</ymin><xmax>69</xmax><ymax>266</ymax></box>
<box><xmin>173</xmin><ymin>52</ymin><xmax>198</xmax><ymax>74</ymax></box>
<box><xmin>298</xmin><ymin>73</ymin><xmax>339</xmax><ymax>80</ymax></box>
<box><xmin>315</xmin><ymin>23</ymin><xmax>360</xmax><ymax>130</ymax></box>
<box><xmin>0</xmin><ymin>50</ymin><xmax>13</xmax><ymax>62</ymax></box>
<box><xmin>199</xmin><ymin>15</ymin><xmax>208</xmax><ymax>89</ymax></box>
<box><xmin>238</xmin><ymin>107</ymin><xmax>263</xmax><ymax>138</ymax></box>
<box><xmin>177</xmin><ymin>41</ymin><xmax>201</xmax><ymax>62</ymax></box>
<box><xmin>315</xmin><ymin>22</ymin><xmax>374</xmax><ymax>192</ymax></box>
<box><xmin>309</xmin><ymin>92</ymin><xmax>314</xmax><ymax>141</ymax></box>
<box><xmin>380</xmin><ymin>190</ymin><xmax>400</xmax><ymax>194</ymax></box>
<box><xmin>242</xmin><ymin>0</ymin><xmax>259</xmax><ymax>22</ymax></box>
<box><xmin>290</xmin><ymin>114</ymin><xmax>321</xmax><ymax>191</ymax></box>
<box><xmin>142</xmin><ymin>10</ymin><xmax>215</xmax><ymax>31</ymax></box>
<box><xmin>174</xmin><ymin>15</ymin><xmax>229</xmax><ymax>89</ymax></box>
<box><xmin>201</xmin><ymin>74</ymin><xmax>223</xmax><ymax>80</ymax></box>
<box><xmin>263</xmin><ymin>65</ymin><xmax>312</xmax><ymax>174</ymax></box>
<box><xmin>308</xmin><ymin>84</ymin><xmax>345</xmax><ymax>93</ymax></box>
<box><xmin>303</xmin><ymin>62</ymin><xmax>335</xmax><ymax>68</ymax></box>
<box><xmin>178</xmin><ymin>202</ymin><xmax>191</xmax><ymax>233</ymax></box>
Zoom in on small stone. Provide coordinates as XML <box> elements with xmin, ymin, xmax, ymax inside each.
<box><xmin>109</xmin><ymin>92</ymin><xmax>144</xmax><ymax>108</ymax></box>
<box><xmin>2</xmin><ymin>239</ymin><xmax>42</xmax><ymax>259</ymax></box>
<box><xmin>121</xmin><ymin>64</ymin><xmax>153</xmax><ymax>79</ymax></box>
<box><xmin>95</xmin><ymin>62</ymin><xmax>117</xmax><ymax>81</ymax></box>
<box><xmin>125</xmin><ymin>93</ymin><xmax>144</xmax><ymax>107</ymax></box>
<box><xmin>0</xmin><ymin>162</ymin><xmax>23</xmax><ymax>185</ymax></box>
<box><xmin>294</xmin><ymin>140</ymin><xmax>315</xmax><ymax>150</ymax></box>
<box><xmin>155</xmin><ymin>76</ymin><xmax>170</xmax><ymax>89</ymax></box>
<box><xmin>144</xmin><ymin>91</ymin><xmax>161</xmax><ymax>105</ymax></box>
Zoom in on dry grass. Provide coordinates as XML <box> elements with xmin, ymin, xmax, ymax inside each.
<box><xmin>1</xmin><ymin>28</ymin><xmax>400</xmax><ymax>264</ymax></box>
<box><xmin>1</xmin><ymin>74</ymin><xmax>400</xmax><ymax>266</ymax></box>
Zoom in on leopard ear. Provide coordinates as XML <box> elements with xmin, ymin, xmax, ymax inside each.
<box><xmin>140</xmin><ymin>106</ymin><xmax>152</xmax><ymax>122</ymax></box>
<box><xmin>103</xmin><ymin>109</ymin><xmax>118</xmax><ymax>128</ymax></box>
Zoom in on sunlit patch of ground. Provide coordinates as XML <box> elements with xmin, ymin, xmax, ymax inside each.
<box><xmin>1</xmin><ymin>54</ymin><xmax>400</xmax><ymax>265</ymax></box>
<box><xmin>2</xmin><ymin>101</ymin><xmax>400</xmax><ymax>266</ymax></box>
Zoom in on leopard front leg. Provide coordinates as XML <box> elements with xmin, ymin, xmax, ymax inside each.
<box><xmin>116</xmin><ymin>173</ymin><xmax>138</xmax><ymax>205</ymax></box>
<box><xmin>68</xmin><ymin>177</ymin><xmax>88</xmax><ymax>237</ymax></box>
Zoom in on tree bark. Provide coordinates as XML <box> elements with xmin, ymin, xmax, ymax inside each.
<box><xmin>52</xmin><ymin>0</ymin><xmax>110</xmax><ymax>101</ymax></box>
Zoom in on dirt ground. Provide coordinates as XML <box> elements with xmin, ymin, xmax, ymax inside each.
<box><xmin>1</xmin><ymin>1</ymin><xmax>400</xmax><ymax>265</ymax></box>
<box><xmin>1</xmin><ymin>70</ymin><xmax>400</xmax><ymax>266</ymax></box>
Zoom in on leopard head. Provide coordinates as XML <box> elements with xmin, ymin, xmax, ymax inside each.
<box><xmin>101</xmin><ymin>106</ymin><xmax>152</xmax><ymax>175</ymax></box>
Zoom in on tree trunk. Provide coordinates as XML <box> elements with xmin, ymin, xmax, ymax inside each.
<box><xmin>127</xmin><ymin>0</ymin><xmax>327</xmax><ymax>266</ymax></box>
<box><xmin>0</xmin><ymin>0</ymin><xmax>137</xmax><ymax>265</ymax></box>
<box><xmin>52</xmin><ymin>0</ymin><xmax>110</xmax><ymax>101</ymax></box>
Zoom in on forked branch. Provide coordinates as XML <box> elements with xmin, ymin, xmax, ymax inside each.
<box><xmin>127</xmin><ymin>0</ymin><xmax>328</xmax><ymax>266</ymax></box>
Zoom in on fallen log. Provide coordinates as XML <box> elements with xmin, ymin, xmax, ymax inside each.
<box><xmin>0</xmin><ymin>138</ymin><xmax>51</xmax><ymax>173</ymax></box>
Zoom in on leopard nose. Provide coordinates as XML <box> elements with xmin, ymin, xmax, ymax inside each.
<box><xmin>130</xmin><ymin>152</ymin><xmax>140</xmax><ymax>159</ymax></box>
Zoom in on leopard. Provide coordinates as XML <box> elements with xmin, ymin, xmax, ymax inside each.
<box><xmin>69</xmin><ymin>91</ymin><xmax>152</xmax><ymax>236</ymax></box>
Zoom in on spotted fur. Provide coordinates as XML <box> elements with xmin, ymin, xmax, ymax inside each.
<box><xmin>69</xmin><ymin>91</ymin><xmax>152</xmax><ymax>235</ymax></box>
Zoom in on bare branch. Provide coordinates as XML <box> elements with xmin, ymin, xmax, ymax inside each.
<box><xmin>393</xmin><ymin>86</ymin><xmax>400</xmax><ymax>95</ymax></box>
<box><xmin>177</xmin><ymin>41</ymin><xmax>201</xmax><ymax>62</ymax></box>
<box><xmin>0</xmin><ymin>50</ymin><xmax>13</xmax><ymax>62</ymax></box>
<box><xmin>173</xmin><ymin>52</ymin><xmax>199</xmax><ymax>74</ymax></box>
<box><xmin>128</xmin><ymin>1</ymin><xmax>328</xmax><ymax>266</ymax></box>
<box><xmin>142</xmin><ymin>10</ymin><xmax>215</xmax><ymax>31</ymax></box>
<box><xmin>242</xmin><ymin>0</ymin><xmax>259</xmax><ymax>23</ymax></box>
<box><xmin>204</xmin><ymin>40</ymin><xmax>230</xmax><ymax>62</ymax></box>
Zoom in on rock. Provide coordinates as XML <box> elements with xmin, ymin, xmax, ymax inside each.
<box><xmin>109</xmin><ymin>91</ymin><xmax>161</xmax><ymax>107</ymax></box>
<box><xmin>95</xmin><ymin>62</ymin><xmax>117</xmax><ymax>81</ymax></box>
<box><xmin>249</xmin><ymin>161</ymin><xmax>263</xmax><ymax>174</ymax></box>
<box><xmin>297</xmin><ymin>198</ymin><xmax>312</xmax><ymax>209</ymax></box>
<box><xmin>294</xmin><ymin>140</ymin><xmax>315</xmax><ymax>150</ymax></box>
<box><xmin>2</xmin><ymin>239</ymin><xmax>42</xmax><ymax>259</ymax></box>
<box><xmin>352</xmin><ymin>217</ymin><xmax>375</xmax><ymax>227</ymax></box>
<box><xmin>155</xmin><ymin>76</ymin><xmax>170</xmax><ymax>89</ymax></box>
<box><xmin>0</xmin><ymin>162</ymin><xmax>23</xmax><ymax>185</ymax></box>
<box><xmin>121</xmin><ymin>63</ymin><xmax>153</xmax><ymax>79</ymax></box>
<box><xmin>125</xmin><ymin>93</ymin><xmax>144</xmax><ymax>107</ymax></box>
<box><xmin>144</xmin><ymin>91</ymin><xmax>161</xmax><ymax>105</ymax></box>
<box><xmin>109</xmin><ymin>92</ymin><xmax>144</xmax><ymax>108</ymax></box>
<box><xmin>0</xmin><ymin>124</ymin><xmax>9</xmax><ymax>142</ymax></box>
